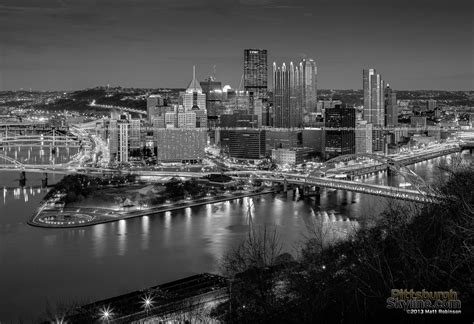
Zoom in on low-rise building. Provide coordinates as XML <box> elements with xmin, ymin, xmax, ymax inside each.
<box><xmin>155</xmin><ymin>128</ymin><xmax>207</xmax><ymax>163</ymax></box>
<box><xmin>271</xmin><ymin>147</ymin><xmax>315</xmax><ymax>166</ymax></box>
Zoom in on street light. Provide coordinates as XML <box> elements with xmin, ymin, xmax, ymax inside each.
<box><xmin>141</xmin><ymin>294</ymin><xmax>154</xmax><ymax>312</ymax></box>
<box><xmin>99</xmin><ymin>305</ymin><xmax>113</xmax><ymax>322</ymax></box>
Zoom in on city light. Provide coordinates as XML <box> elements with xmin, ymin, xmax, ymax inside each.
<box><xmin>141</xmin><ymin>294</ymin><xmax>154</xmax><ymax>311</ymax></box>
<box><xmin>99</xmin><ymin>306</ymin><xmax>113</xmax><ymax>321</ymax></box>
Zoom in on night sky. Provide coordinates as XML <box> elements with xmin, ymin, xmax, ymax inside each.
<box><xmin>1</xmin><ymin>0</ymin><xmax>472</xmax><ymax>91</ymax></box>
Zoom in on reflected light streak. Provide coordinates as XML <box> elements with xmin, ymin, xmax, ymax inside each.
<box><xmin>92</xmin><ymin>224</ymin><xmax>106</xmax><ymax>259</ymax></box>
<box><xmin>163</xmin><ymin>211</ymin><xmax>172</xmax><ymax>245</ymax></box>
<box><xmin>141</xmin><ymin>216</ymin><xmax>150</xmax><ymax>251</ymax></box>
<box><xmin>117</xmin><ymin>219</ymin><xmax>127</xmax><ymax>256</ymax></box>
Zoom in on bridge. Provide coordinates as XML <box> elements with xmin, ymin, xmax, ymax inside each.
<box><xmin>0</xmin><ymin>134</ymin><xmax>88</xmax><ymax>148</ymax></box>
<box><xmin>1</xmin><ymin>145</ymin><xmax>460</xmax><ymax>202</ymax></box>
<box><xmin>257</xmin><ymin>173</ymin><xmax>442</xmax><ymax>204</ymax></box>
<box><xmin>0</xmin><ymin>165</ymin><xmax>444</xmax><ymax>203</ymax></box>
<box><xmin>315</xmin><ymin>144</ymin><xmax>468</xmax><ymax>177</ymax></box>
<box><xmin>89</xmin><ymin>100</ymin><xmax>147</xmax><ymax>116</ymax></box>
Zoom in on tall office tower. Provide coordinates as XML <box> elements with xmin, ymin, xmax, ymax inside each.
<box><xmin>107</xmin><ymin>119</ymin><xmax>118</xmax><ymax>160</ymax></box>
<box><xmin>244</xmin><ymin>49</ymin><xmax>268</xmax><ymax>98</ymax></box>
<box><xmin>363</xmin><ymin>69</ymin><xmax>384</xmax><ymax>126</ymax></box>
<box><xmin>117</xmin><ymin>118</ymin><xmax>129</xmax><ymax>163</ymax></box>
<box><xmin>129</xmin><ymin>119</ymin><xmax>141</xmax><ymax>150</ymax></box>
<box><xmin>220</xmin><ymin>129</ymin><xmax>266</xmax><ymax>160</ymax></box>
<box><xmin>254</xmin><ymin>98</ymin><xmax>263</xmax><ymax>127</ymax></box>
<box><xmin>385</xmin><ymin>84</ymin><xmax>398</xmax><ymax>128</ymax></box>
<box><xmin>299</xmin><ymin>58</ymin><xmax>318</xmax><ymax>123</ymax></box>
<box><xmin>355</xmin><ymin>120</ymin><xmax>373</xmax><ymax>154</ymax></box>
<box><xmin>324</xmin><ymin>105</ymin><xmax>356</xmax><ymax>160</ymax></box>
<box><xmin>200</xmin><ymin>76</ymin><xmax>223</xmax><ymax>117</ymax></box>
<box><xmin>182</xmin><ymin>66</ymin><xmax>206</xmax><ymax>111</ymax></box>
<box><xmin>272</xmin><ymin>62</ymin><xmax>303</xmax><ymax>128</ymax></box>
<box><xmin>363</xmin><ymin>68</ymin><xmax>385</xmax><ymax>151</ymax></box>
<box><xmin>147</xmin><ymin>95</ymin><xmax>167</xmax><ymax>123</ymax></box>
<box><xmin>289</xmin><ymin>62</ymin><xmax>301</xmax><ymax>127</ymax></box>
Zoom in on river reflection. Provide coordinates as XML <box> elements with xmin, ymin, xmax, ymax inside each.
<box><xmin>0</xmin><ymin>152</ymin><xmax>471</xmax><ymax>322</ymax></box>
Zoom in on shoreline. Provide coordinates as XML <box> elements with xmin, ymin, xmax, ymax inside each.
<box><xmin>27</xmin><ymin>188</ymin><xmax>276</xmax><ymax>229</ymax></box>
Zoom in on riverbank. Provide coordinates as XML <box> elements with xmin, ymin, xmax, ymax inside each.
<box><xmin>28</xmin><ymin>188</ymin><xmax>275</xmax><ymax>228</ymax></box>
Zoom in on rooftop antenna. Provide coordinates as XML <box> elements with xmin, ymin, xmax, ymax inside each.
<box><xmin>213</xmin><ymin>65</ymin><xmax>217</xmax><ymax>80</ymax></box>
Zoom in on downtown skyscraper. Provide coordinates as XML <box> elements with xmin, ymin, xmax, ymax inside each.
<box><xmin>299</xmin><ymin>58</ymin><xmax>318</xmax><ymax>121</ymax></box>
<box><xmin>243</xmin><ymin>49</ymin><xmax>268</xmax><ymax>98</ymax></box>
<box><xmin>363</xmin><ymin>68</ymin><xmax>385</xmax><ymax>151</ymax></box>
<box><xmin>272</xmin><ymin>58</ymin><xmax>318</xmax><ymax>128</ymax></box>
<box><xmin>272</xmin><ymin>62</ymin><xmax>302</xmax><ymax>128</ymax></box>
<box><xmin>384</xmin><ymin>84</ymin><xmax>398</xmax><ymax>128</ymax></box>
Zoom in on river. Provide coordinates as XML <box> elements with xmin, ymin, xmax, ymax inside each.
<box><xmin>0</xmin><ymin>146</ymin><xmax>471</xmax><ymax>322</ymax></box>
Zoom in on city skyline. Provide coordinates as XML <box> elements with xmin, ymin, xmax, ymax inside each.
<box><xmin>1</xmin><ymin>0</ymin><xmax>473</xmax><ymax>91</ymax></box>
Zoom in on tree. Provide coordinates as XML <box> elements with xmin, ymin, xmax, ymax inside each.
<box><xmin>165</xmin><ymin>177</ymin><xmax>185</xmax><ymax>198</ymax></box>
<box><xmin>285</xmin><ymin>164</ymin><xmax>474</xmax><ymax>323</ymax></box>
<box><xmin>215</xmin><ymin>165</ymin><xmax>474</xmax><ymax>323</ymax></box>
<box><xmin>183</xmin><ymin>178</ymin><xmax>201</xmax><ymax>197</ymax></box>
<box><xmin>218</xmin><ymin>201</ymin><xmax>293</xmax><ymax>322</ymax></box>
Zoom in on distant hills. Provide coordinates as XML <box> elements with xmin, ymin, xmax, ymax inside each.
<box><xmin>1</xmin><ymin>87</ymin><xmax>472</xmax><ymax>113</ymax></box>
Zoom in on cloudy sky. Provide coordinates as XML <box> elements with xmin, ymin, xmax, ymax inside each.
<box><xmin>0</xmin><ymin>0</ymin><xmax>472</xmax><ymax>91</ymax></box>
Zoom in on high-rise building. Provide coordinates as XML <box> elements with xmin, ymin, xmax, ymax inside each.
<box><xmin>299</xmin><ymin>58</ymin><xmax>318</xmax><ymax>122</ymax></box>
<box><xmin>253</xmin><ymin>98</ymin><xmax>263</xmax><ymax>127</ymax></box>
<box><xmin>118</xmin><ymin>118</ymin><xmax>129</xmax><ymax>163</ymax></box>
<box><xmin>99</xmin><ymin>113</ymin><xmax>142</xmax><ymax>163</ymax></box>
<box><xmin>147</xmin><ymin>95</ymin><xmax>167</xmax><ymax>123</ymax></box>
<box><xmin>129</xmin><ymin>119</ymin><xmax>141</xmax><ymax>150</ymax></box>
<box><xmin>272</xmin><ymin>62</ymin><xmax>303</xmax><ymax>128</ymax></box>
<box><xmin>355</xmin><ymin>120</ymin><xmax>373</xmax><ymax>154</ymax></box>
<box><xmin>363</xmin><ymin>69</ymin><xmax>384</xmax><ymax>126</ymax></box>
<box><xmin>244</xmin><ymin>49</ymin><xmax>268</xmax><ymax>98</ymax></box>
<box><xmin>363</xmin><ymin>68</ymin><xmax>385</xmax><ymax>151</ymax></box>
<box><xmin>182</xmin><ymin>66</ymin><xmax>206</xmax><ymax>111</ymax></box>
<box><xmin>200</xmin><ymin>76</ymin><xmax>223</xmax><ymax>117</ymax></box>
<box><xmin>302</xmin><ymin>128</ymin><xmax>325</xmax><ymax>158</ymax></box>
<box><xmin>220</xmin><ymin>129</ymin><xmax>266</xmax><ymax>160</ymax></box>
<box><xmin>325</xmin><ymin>105</ymin><xmax>356</xmax><ymax>160</ymax></box>
<box><xmin>385</xmin><ymin>84</ymin><xmax>398</xmax><ymax>128</ymax></box>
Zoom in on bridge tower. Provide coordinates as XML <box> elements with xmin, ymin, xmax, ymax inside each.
<box><xmin>41</xmin><ymin>173</ymin><xmax>48</xmax><ymax>188</ymax></box>
<box><xmin>50</xmin><ymin>128</ymin><xmax>57</xmax><ymax>155</ymax></box>
<box><xmin>19</xmin><ymin>171</ymin><xmax>26</xmax><ymax>187</ymax></box>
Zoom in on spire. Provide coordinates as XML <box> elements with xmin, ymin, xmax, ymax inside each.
<box><xmin>186</xmin><ymin>65</ymin><xmax>202</xmax><ymax>93</ymax></box>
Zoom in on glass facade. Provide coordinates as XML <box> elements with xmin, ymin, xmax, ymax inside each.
<box><xmin>244</xmin><ymin>49</ymin><xmax>268</xmax><ymax>98</ymax></box>
<box><xmin>299</xmin><ymin>58</ymin><xmax>318</xmax><ymax>120</ymax></box>
<box><xmin>324</xmin><ymin>106</ymin><xmax>356</xmax><ymax>160</ymax></box>
<box><xmin>363</xmin><ymin>68</ymin><xmax>385</xmax><ymax>151</ymax></box>
<box><xmin>272</xmin><ymin>62</ymin><xmax>303</xmax><ymax>128</ymax></box>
